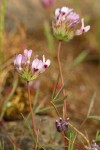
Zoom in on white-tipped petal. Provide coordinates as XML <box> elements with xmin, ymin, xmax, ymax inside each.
<box><xmin>83</xmin><ymin>25</ymin><xmax>90</xmax><ymax>33</ymax></box>
<box><xmin>43</xmin><ymin>55</ymin><xmax>46</xmax><ymax>63</ymax></box>
<box><xmin>61</xmin><ymin>7</ymin><xmax>73</xmax><ymax>15</ymax></box>
<box><xmin>55</xmin><ymin>8</ymin><xmax>60</xmax><ymax>20</ymax></box>
<box><xmin>81</xmin><ymin>18</ymin><xmax>84</xmax><ymax>28</ymax></box>
<box><xmin>45</xmin><ymin>59</ymin><xmax>51</xmax><ymax>66</ymax></box>
<box><xmin>32</xmin><ymin>58</ymin><xmax>39</xmax><ymax>69</ymax></box>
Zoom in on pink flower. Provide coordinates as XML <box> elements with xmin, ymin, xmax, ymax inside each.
<box><xmin>55</xmin><ymin>7</ymin><xmax>73</xmax><ymax>22</ymax></box>
<box><xmin>66</xmin><ymin>12</ymin><xmax>80</xmax><ymax>27</ymax></box>
<box><xmin>32</xmin><ymin>55</ymin><xmax>50</xmax><ymax>74</ymax></box>
<box><xmin>14</xmin><ymin>50</ymin><xmax>51</xmax><ymax>81</ymax></box>
<box><xmin>42</xmin><ymin>55</ymin><xmax>51</xmax><ymax>69</ymax></box>
<box><xmin>52</xmin><ymin>6</ymin><xmax>90</xmax><ymax>41</ymax></box>
<box><xmin>32</xmin><ymin>58</ymin><xmax>44</xmax><ymax>73</ymax></box>
<box><xmin>24</xmin><ymin>49</ymin><xmax>32</xmax><ymax>63</ymax></box>
<box><xmin>14</xmin><ymin>54</ymin><xmax>23</xmax><ymax>71</ymax></box>
<box><xmin>40</xmin><ymin>0</ymin><xmax>54</xmax><ymax>8</ymax></box>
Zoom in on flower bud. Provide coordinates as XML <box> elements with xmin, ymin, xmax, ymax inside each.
<box><xmin>55</xmin><ymin>117</ymin><xmax>69</xmax><ymax>132</ymax></box>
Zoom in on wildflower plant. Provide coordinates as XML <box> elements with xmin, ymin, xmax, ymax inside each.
<box><xmin>14</xmin><ymin>49</ymin><xmax>50</xmax><ymax>148</ymax></box>
<box><xmin>11</xmin><ymin>4</ymin><xmax>95</xmax><ymax>150</ymax></box>
<box><xmin>52</xmin><ymin>5</ymin><xmax>90</xmax><ymax>150</ymax></box>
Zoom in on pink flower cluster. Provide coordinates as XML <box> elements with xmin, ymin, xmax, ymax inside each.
<box><xmin>14</xmin><ymin>49</ymin><xmax>50</xmax><ymax>81</ymax></box>
<box><xmin>52</xmin><ymin>6</ymin><xmax>90</xmax><ymax>41</ymax></box>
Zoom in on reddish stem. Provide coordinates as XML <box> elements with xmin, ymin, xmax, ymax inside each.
<box><xmin>27</xmin><ymin>81</ymin><xmax>37</xmax><ymax>138</ymax></box>
<box><xmin>57</xmin><ymin>41</ymin><xmax>67</xmax><ymax>119</ymax></box>
<box><xmin>57</xmin><ymin>41</ymin><xmax>68</xmax><ymax>150</ymax></box>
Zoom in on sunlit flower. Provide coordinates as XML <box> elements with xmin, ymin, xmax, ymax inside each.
<box><xmin>55</xmin><ymin>117</ymin><xmax>69</xmax><ymax>132</ymax></box>
<box><xmin>14</xmin><ymin>50</ymin><xmax>51</xmax><ymax>81</ymax></box>
<box><xmin>52</xmin><ymin>6</ymin><xmax>90</xmax><ymax>41</ymax></box>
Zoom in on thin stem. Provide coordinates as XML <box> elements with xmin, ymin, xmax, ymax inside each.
<box><xmin>27</xmin><ymin>81</ymin><xmax>37</xmax><ymax>142</ymax></box>
<box><xmin>51</xmin><ymin>101</ymin><xmax>60</xmax><ymax>117</ymax></box>
<box><xmin>57</xmin><ymin>41</ymin><xmax>67</xmax><ymax>119</ymax></box>
<box><xmin>69</xmin><ymin>122</ymin><xmax>89</xmax><ymax>145</ymax></box>
<box><xmin>57</xmin><ymin>41</ymin><xmax>68</xmax><ymax>150</ymax></box>
<box><xmin>34</xmin><ymin>119</ymin><xmax>41</xmax><ymax>150</ymax></box>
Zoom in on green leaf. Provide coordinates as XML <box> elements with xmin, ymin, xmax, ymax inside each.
<box><xmin>44</xmin><ymin>21</ymin><xmax>55</xmax><ymax>57</ymax></box>
<box><xmin>95</xmin><ymin>130</ymin><xmax>100</xmax><ymax>141</ymax></box>
<box><xmin>33</xmin><ymin>88</ymin><xmax>39</xmax><ymax>112</ymax></box>
<box><xmin>52</xmin><ymin>95</ymin><xmax>67</xmax><ymax>103</ymax></box>
<box><xmin>51</xmin><ymin>74</ymin><xmax>60</xmax><ymax>100</ymax></box>
<box><xmin>35</xmin><ymin>104</ymin><xmax>63</xmax><ymax>114</ymax></box>
<box><xmin>68</xmin><ymin>50</ymin><xmax>88</xmax><ymax>70</ymax></box>
<box><xmin>88</xmin><ymin>116</ymin><xmax>100</xmax><ymax>121</ymax></box>
<box><xmin>53</xmin><ymin>83</ymin><xmax>65</xmax><ymax>101</ymax></box>
<box><xmin>87</xmin><ymin>92</ymin><xmax>96</xmax><ymax>117</ymax></box>
<box><xmin>0</xmin><ymin>78</ymin><xmax>18</xmax><ymax>120</ymax></box>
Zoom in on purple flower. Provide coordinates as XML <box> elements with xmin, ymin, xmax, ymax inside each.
<box><xmin>52</xmin><ymin>6</ymin><xmax>90</xmax><ymax>41</ymax></box>
<box><xmin>55</xmin><ymin>118</ymin><xmax>69</xmax><ymax>132</ymax></box>
<box><xmin>40</xmin><ymin>0</ymin><xmax>54</xmax><ymax>8</ymax></box>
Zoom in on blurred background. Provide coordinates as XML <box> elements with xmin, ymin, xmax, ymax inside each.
<box><xmin>0</xmin><ymin>0</ymin><xmax>100</xmax><ymax>140</ymax></box>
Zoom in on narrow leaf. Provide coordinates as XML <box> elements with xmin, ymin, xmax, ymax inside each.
<box><xmin>35</xmin><ymin>104</ymin><xmax>63</xmax><ymax>114</ymax></box>
<box><xmin>51</xmin><ymin>74</ymin><xmax>60</xmax><ymax>100</ymax></box>
<box><xmin>53</xmin><ymin>84</ymin><xmax>65</xmax><ymax>101</ymax></box>
<box><xmin>87</xmin><ymin>92</ymin><xmax>96</xmax><ymax>117</ymax></box>
<box><xmin>88</xmin><ymin>116</ymin><xmax>100</xmax><ymax>121</ymax></box>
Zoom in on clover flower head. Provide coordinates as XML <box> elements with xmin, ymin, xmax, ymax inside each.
<box><xmin>55</xmin><ymin>117</ymin><xmax>69</xmax><ymax>132</ymax></box>
<box><xmin>52</xmin><ymin>6</ymin><xmax>90</xmax><ymax>41</ymax></box>
<box><xmin>14</xmin><ymin>50</ymin><xmax>51</xmax><ymax>81</ymax></box>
